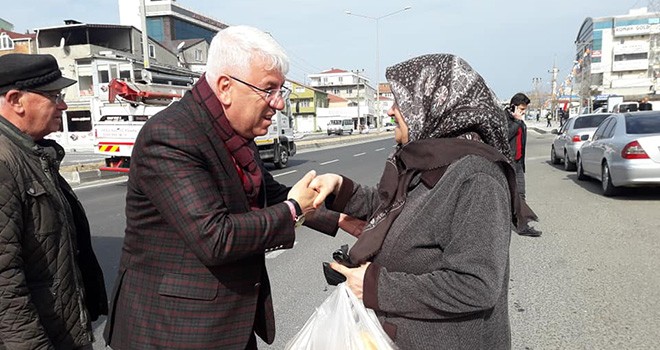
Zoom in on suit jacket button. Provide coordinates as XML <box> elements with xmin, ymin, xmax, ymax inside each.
<box><xmin>254</xmin><ymin>282</ymin><xmax>261</xmax><ymax>289</ymax></box>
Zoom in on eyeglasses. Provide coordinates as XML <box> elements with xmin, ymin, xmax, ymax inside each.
<box><xmin>24</xmin><ymin>90</ymin><xmax>66</xmax><ymax>104</ymax></box>
<box><xmin>229</xmin><ymin>75</ymin><xmax>291</xmax><ymax>101</ymax></box>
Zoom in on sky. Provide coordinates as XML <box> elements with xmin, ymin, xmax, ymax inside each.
<box><xmin>2</xmin><ymin>0</ymin><xmax>649</xmax><ymax>100</ymax></box>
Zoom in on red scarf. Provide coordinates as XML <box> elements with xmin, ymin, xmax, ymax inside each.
<box><xmin>191</xmin><ymin>75</ymin><xmax>263</xmax><ymax>204</ymax></box>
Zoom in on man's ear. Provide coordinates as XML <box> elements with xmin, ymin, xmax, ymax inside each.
<box><xmin>215</xmin><ymin>75</ymin><xmax>232</xmax><ymax>105</ymax></box>
<box><xmin>4</xmin><ymin>90</ymin><xmax>26</xmax><ymax>113</ymax></box>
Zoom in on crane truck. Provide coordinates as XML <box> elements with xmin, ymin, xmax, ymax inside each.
<box><xmin>93</xmin><ymin>79</ymin><xmax>296</xmax><ymax>172</ymax></box>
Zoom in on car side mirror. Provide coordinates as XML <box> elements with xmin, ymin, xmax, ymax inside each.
<box><xmin>581</xmin><ymin>135</ymin><xmax>589</xmax><ymax>141</ymax></box>
<box><xmin>551</xmin><ymin>129</ymin><xmax>559</xmax><ymax>134</ymax></box>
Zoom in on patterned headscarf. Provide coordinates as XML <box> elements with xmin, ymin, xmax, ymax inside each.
<box><xmin>386</xmin><ymin>53</ymin><xmax>511</xmax><ymax>159</ymax></box>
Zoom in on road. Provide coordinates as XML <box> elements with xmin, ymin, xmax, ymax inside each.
<box><xmin>76</xmin><ymin>132</ymin><xmax>660</xmax><ymax>349</ymax></box>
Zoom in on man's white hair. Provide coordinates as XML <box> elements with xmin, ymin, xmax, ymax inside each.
<box><xmin>205</xmin><ymin>25</ymin><xmax>289</xmax><ymax>89</ymax></box>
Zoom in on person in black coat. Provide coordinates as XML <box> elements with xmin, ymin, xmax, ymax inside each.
<box><xmin>507</xmin><ymin>93</ymin><xmax>542</xmax><ymax>237</ymax></box>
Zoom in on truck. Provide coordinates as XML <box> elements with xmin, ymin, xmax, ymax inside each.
<box><xmin>93</xmin><ymin>79</ymin><xmax>296</xmax><ymax>172</ymax></box>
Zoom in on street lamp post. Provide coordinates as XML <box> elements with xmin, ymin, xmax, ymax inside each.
<box><xmin>345</xmin><ymin>6</ymin><xmax>412</xmax><ymax>132</ymax></box>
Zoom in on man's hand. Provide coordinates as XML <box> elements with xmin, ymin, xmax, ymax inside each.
<box><xmin>330</xmin><ymin>261</ymin><xmax>370</xmax><ymax>299</ymax></box>
<box><xmin>338</xmin><ymin>213</ymin><xmax>365</xmax><ymax>238</ymax></box>
<box><xmin>308</xmin><ymin>173</ymin><xmax>343</xmax><ymax>208</ymax></box>
<box><xmin>287</xmin><ymin>170</ymin><xmax>317</xmax><ymax>213</ymax></box>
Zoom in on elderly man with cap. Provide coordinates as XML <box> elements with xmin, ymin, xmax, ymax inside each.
<box><xmin>0</xmin><ymin>53</ymin><xmax>108</xmax><ymax>349</ymax></box>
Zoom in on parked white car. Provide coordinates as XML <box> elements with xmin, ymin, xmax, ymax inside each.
<box><xmin>576</xmin><ymin>111</ymin><xmax>660</xmax><ymax>196</ymax></box>
<box><xmin>550</xmin><ymin>113</ymin><xmax>611</xmax><ymax>171</ymax></box>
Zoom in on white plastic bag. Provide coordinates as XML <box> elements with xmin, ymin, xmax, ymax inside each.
<box><xmin>285</xmin><ymin>283</ymin><xmax>398</xmax><ymax>350</ymax></box>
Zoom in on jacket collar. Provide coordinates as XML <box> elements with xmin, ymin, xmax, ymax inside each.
<box><xmin>0</xmin><ymin>114</ymin><xmax>66</xmax><ymax>164</ymax></box>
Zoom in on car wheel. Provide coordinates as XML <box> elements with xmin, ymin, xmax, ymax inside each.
<box><xmin>576</xmin><ymin>155</ymin><xmax>588</xmax><ymax>181</ymax></box>
<box><xmin>551</xmin><ymin>146</ymin><xmax>560</xmax><ymax>164</ymax></box>
<box><xmin>274</xmin><ymin>144</ymin><xmax>288</xmax><ymax>169</ymax></box>
<box><xmin>601</xmin><ymin>162</ymin><xmax>618</xmax><ymax>196</ymax></box>
<box><xmin>349</xmin><ymin>129</ymin><xmax>353</xmax><ymax>135</ymax></box>
<box><xmin>563</xmin><ymin>150</ymin><xmax>576</xmax><ymax>171</ymax></box>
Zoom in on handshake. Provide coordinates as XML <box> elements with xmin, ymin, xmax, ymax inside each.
<box><xmin>286</xmin><ymin>170</ymin><xmax>342</xmax><ymax>215</ymax></box>
<box><xmin>287</xmin><ymin>170</ymin><xmax>365</xmax><ymax>238</ymax></box>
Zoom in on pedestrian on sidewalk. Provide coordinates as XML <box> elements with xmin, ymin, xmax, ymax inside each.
<box><xmin>546</xmin><ymin>111</ymin><xmax>552</xmax><ymax>127</ymax></box>
<box><xmin>507</xmin><ymin>93</ymin><xmax>543</xmax><ymax>237</ymax></box>
<box><xmin>103</xmin><ymin>25</ymin><xmax>342</xmax><ymax>350</ymax></box>
<box><xmin>0</xmin><ymin>53</ymin><xmax>108</xmax><ymax>349</ymax></box>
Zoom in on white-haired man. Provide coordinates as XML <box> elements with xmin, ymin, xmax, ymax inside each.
<box><xmin>103</xmin><ymin>26</ymin><xmax>340</xmax><ymax>349</ymax></box>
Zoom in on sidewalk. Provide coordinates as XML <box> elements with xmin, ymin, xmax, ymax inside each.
<box><xmin>526</xmin><ymin>119</ymin><xmax>557</xmax><ymax>134</ymax></box>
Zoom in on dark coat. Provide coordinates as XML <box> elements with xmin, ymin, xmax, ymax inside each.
<box><xmin>334</xmin><ymin>156</ymin><xmax>513</xmax><ymax>350</ymax></box>
<box><xmin>0</xmin><ymin>117</ymin><xmax>107</xmax><ymax>350</ymax></box>
<box><xmin>507</xmin><ymin>115</ymin><xmax>527</xmax><ymax>172</ymax></box>
<box><xmin>103</xmin><ymin>92</ymin><xmax>338</xmax><ymax>349</ymax></box>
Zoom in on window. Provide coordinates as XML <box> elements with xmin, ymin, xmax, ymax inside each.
<box><xmin>574</xmin><ymin>114</ymin><xmax>609</xmax><ymax>129</ymax></box>
<box><xmin>148</xmin><ymin>44</ymin><xmax>156</xmax><ymax>58</ymax></box>
<box><xmin>338</xmin><ymin>77</ymin><xmax>343</xmax><ymax>83</ymax></box>
<box><xmin>602</xmin><ymin>120</ymin><xmax>617</xmax><ymax>138</ymax></box>
<box><xmin>0</xmin><ymin>33</ymin><xmax>14</xmax><ymax>50</ymax></box>
<box><xmin>593</xmin><ymin>119</ymin><xmax>612</xmax><ymax>140</ymax></box>
<box><xmin>626</xmin><ymin>115</ymin><xmax>660</xmax><ymax>134</ymax></box>
<box><xmin>65</xmin><ymin>111</ymin><xmax>93</xmax><ymax>132</ymax></box>
<box><xmin>614</xmin><ymin>53</ymin><xmax>648</xmax><ymax>61</ymax></box>
<box><xmin>295</xmin><ymin>86</ymin><xmax>305</xmax><ymax>93</ymax></box>
<box><xmin>194</xmin><ymin>49</ymin><xmax>203</xmax><ymax>62</ymax></box>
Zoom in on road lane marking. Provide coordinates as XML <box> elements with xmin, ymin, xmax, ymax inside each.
<box><xmin>273</xmin><ymin>170</ymin><xmax>297</xmax><ymax>178</ymax></box>
<box><xmin>375</xmin><ymin>148</ymin><xmax>385</xmax><ymax>152</ymax></box>
<box><xmin>320</xmin><ymin>159</ymin><xmax>339</xmax><ymax>165</ymax></box>
<box><xmin>74</xmin><ymin>177</ymin><xmax>128</xmax><ymax>190</ymax></box>
<box><xmin>353</xmin><ymin>152</ymin><xmax>366</xmax><ymax>157</ymax></box>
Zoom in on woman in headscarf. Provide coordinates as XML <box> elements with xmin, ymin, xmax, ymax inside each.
<box><xmin>310</xmin><ymin>54</ymin><xmax>536</xmax><ymax>350</ymax></box>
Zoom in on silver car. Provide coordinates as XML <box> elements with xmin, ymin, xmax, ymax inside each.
<box><xmin>576</xmin><ymin>111</ymin><xmax>660</xmax><ymax>196</ymax></box>
<box><xmin>550</xmin><ymin>113</ymin><xmax>611</xmax><ymax>171</ymax></box>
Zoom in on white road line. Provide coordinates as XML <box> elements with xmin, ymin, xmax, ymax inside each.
<box><xmin>353</xmin><ymin>152</ymin><xmax>366</xmax><ymax>157</ymax></box>
<box><xmin>273</xmin><ymin>170</ymin><xmax>297</xmax><ymax>178</ymax></box>
<box><xmin>320</xmin><ymin>159</ymin><xmax>339</xmax><ymax>165</ymax></box>
<box><xmin>74</xmin><ymin>177</ymin><xmax>128</xmax><ymax>190</ymax></box>
<box><xmin>375</xmin><ymin>148</ymin><xmax>385</xmax><ymax>152</ymax></box>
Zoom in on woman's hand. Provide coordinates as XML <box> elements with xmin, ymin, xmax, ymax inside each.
<box><xmin>308</xmin><ymin>173</ymin><xmax>343</xmax><ymax>208</ymax></box>
<box><xmin>329</xmin><ymin>261</ymin><xmax>370</xmax><ymax>299</ymax></box>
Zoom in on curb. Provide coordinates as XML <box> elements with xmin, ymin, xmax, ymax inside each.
<box><xmin>296</xmin><ymin>132</ymin><xmax>393</xmax><ymax>150</ymax></box>
<box><xmin>61</xmin><ymin>169</ymin><xmax>126</xmax><ymax>187</ymax></box>
<box><xmin>528</xmin><ymin>127</ymin><xmax>550</xmax><ymax>134</ymax></box>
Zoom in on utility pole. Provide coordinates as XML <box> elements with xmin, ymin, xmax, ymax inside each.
<box><xmin>532</xmin><ymin>77</ymin><xmax>542</xmax><ymax>111</ymax></box>
<box><xmin>140</xmin><ymin>0</ymin><xmax>150</xmax><ymax>69</ymax></box>
<box><xmin>549</xmin><ymin>60</ymin><xmax>559</xmax><ymax>120</ymax></box>
<box><xmin>352</xmin><ymin>69</ymin><xmax>364</xmax><ymax>129</ymax></box>
<box><xmin>648</xmin><ymin>0</ymin><xmax>660</xmax><ymax>95</ymax></box>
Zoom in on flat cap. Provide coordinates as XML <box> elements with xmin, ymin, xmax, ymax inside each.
<box><xmin>0</xmin><ymin>53</ymin><xmax>76</xmax><ymax>94</ymax></box>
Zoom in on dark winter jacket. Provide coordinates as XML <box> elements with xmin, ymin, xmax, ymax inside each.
<box><xmin>507</xmin><ymin>113</ymin><xmax>528</xmax><ymax>172</ymax></box>
<box><xmin>0</xmin><ymin>116</ymin><xmax>107</xmax><ymax>350</ymax></box>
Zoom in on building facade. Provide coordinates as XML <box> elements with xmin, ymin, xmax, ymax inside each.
<box><xmin>288</xmin><ymin>81</ymin><xmax>329</xmax><ymax>133</ymax></box>
<box><xmin>308</xmin><ymin>68</ymin><xmax>376</xmax><ymax>128</ymax></box>
<box><xmin>36</xmin><ymin>22</ymin><xmax>197</xmax><ymax>150</ymax></box>
<box><xmin>576</xmin><ymin>7</ymin><xmax>660</xmax><ymax>105</ymax></box>
<box><xmin>118</xmin><ymin>0</ymin><xmax>228</xmax><ymax>71</ymax></box>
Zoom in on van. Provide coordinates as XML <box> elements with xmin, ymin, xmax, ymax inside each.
<box><xmin>327</xmin><ymin>118</ymin><xmax>354</xmax><ymax>135</ymax></box>
<box><xmin>611</xmin><ymin>102</ymin><xmax>638</xmax><ymax>113</ymax></box>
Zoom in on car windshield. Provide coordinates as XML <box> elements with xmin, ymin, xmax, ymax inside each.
<box><xmin>573</xmin><ymin>114</ymin><xmax>610</xmax><ymax>129</ymax></box>
<box><xmin>625</xmin><ymin>115</ymin><xmax>660</xmax><ymax>134</ymax></box>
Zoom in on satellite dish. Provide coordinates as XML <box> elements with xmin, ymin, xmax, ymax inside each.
<box><xmin>176</xmin><ymin>41</ymin><xmax>186</xmax><ymax>52</ymax></box>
